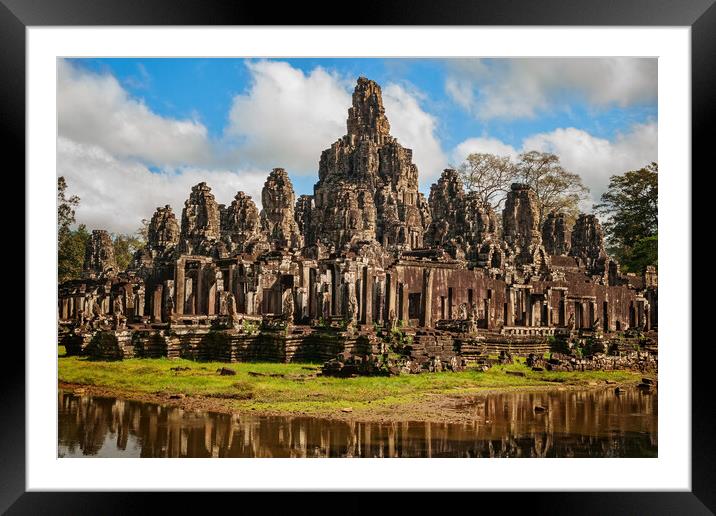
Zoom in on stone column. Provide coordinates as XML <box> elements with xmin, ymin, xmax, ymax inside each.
<box><xmin>506</xmin><ymin>287</ymin><xmax>515</xmax><ymax>326</ymax></box>
<box><xmin>332</xmin><ymin>265</ymin><xmax>339</xmax><ymax>316</ymax></box>
<box><xmin>355</xmin><ymin>277</ymin><xmax>362</xmax><ymax>322</ymax></box>
<box><xmin>637</xmin><ymin>300</ymin><xmax>645</xmax><ymax>328</ymax></box>
<box><xmin>185</xmin><ymin>277</ymin><xmax>194</xmax><ymax>315</ymax></box>
<box><xmin>152</xmin><ymin>285</ymin><xmax>163</xmax><ymax>322</ymax></box>
<box><xmin>207</xmin><ymin>279</ymin><xmax>217</xmax><ymax>316</ymax></box>
<box><xmin>386</xmin><ymin>273</ymin><xmax>395</xmax><ymax>321</ymax></box>
<box><xmin>582</xmin><ymin>301</ymin><xmax>588</xmax><ymax>328</ymax></box>
<box><xmin>227</xmin><ymin>264</ymin><xmax>235</xmax><ymax>295</ymax></box>
<box><xmin>246</xmin><ymin>291</ymin><xmax>255</xmax><ymax>315</ymax></box>
<box><xmin>196</xmin><ymin>264</ymin><xmax>204</xmax><ymax>315</ymax></box>
<box><xmin>401</xmin><ymin>283</ymin><xmax>409</xmax><ymax>323</ymax></box>
<box><xmin>485</xmin><ymin>297</ymin><xmax>493</xmax><ymax>330</ymax></box>
<box><xmin>420</xmin><ymin>268</ymin><xmax>433</xmax><ymax>328</ymax></box>
<box><xmin>174</xmin><ymin>259</ymin><xmax>185</xmax><ymax>316</ymax></box>
<box><xmin>363</xmin><ymin>267</ymin><xmax>373</xmax><ymax>326</ymax></box>
<box><xmin>124</xmin><ymin>286</ymin><xmax>134</xmax><ymax>317</ymax></box>
<box><xmin>526</xmin><ymin>292</ymin><xmax>534</xmax><ymax>327</ymax></box>
<box><xmin>308</xmin><ymin>270</ymin><xmax>317</xmax><ymax>319</ymax></box>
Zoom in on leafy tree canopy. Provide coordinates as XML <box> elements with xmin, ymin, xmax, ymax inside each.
<box><xmin>58</xmin><ymin>177</ymin><xmax>87</xmax><ymax>282</ymax></box>
<box><xmin>595</xmin><ymin>162</ymin><xmax>658</xmax><ymax>272</ymax></box>
<box><xmin>516</xmin><ymin>150</ymin><xmax>590</xmax><ymax>227</ymax></box>
<box><xmin>455</xmin><ymin>150</ymin><xmax>590</xmax><ymax>227</ymax></box>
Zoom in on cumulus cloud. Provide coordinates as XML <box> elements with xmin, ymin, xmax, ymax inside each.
<box><xmin>445</xmin><ymin>58</ymin><xmax>657</xmax><ymax>120</ymax></box>
<box><xmin>226</xmin><ymin>61</ymin><xmax>351</xmax><ymax>174</ymax></box>
<box><xmin>226</xmin><ymin>60</ymin><xmax>448</xmax><ymax>184</ymax></box>
<box><xmin>58</xmin><ymin>137</ymin><xmax>266</xmax><ymax>235</ymax></box>
<box><xmin>451</xmin><ymin>121</ymin><xmax>657</xmax><ymax>208</ymax></box>
<box><xmin>382</xmin><ymin>83</ymin><xmax>448</xmax><ymax>185</ymax></box>
<box><xmin>523</xmin><ymin>122</ymin><xmax>657</xmax><ymax>206</ymax></box>
<box><xmin>451</xmin><ymin>136</ymin><xmax>520</xmax><ymax>164</ymax></box>
<box><xmin>58</xmin><ymin>59</ymin><xmax>212</xmax><ymax>167</ymax></box>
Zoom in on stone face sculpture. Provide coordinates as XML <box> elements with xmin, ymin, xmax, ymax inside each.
<box><xmin>502</xmin><ymin>183</ymin><xmax>549</xmax><ymax>268</ymax></box>
<box><xmin>294</xmin><ymin>195</ymin><xmax>314</xmax><ymax>244</ymax></box>
<box><xmin>570</xmin><ymin>214</ymin><xmax>609</xmax><ymax>274</ymax></box>
<box><xmin>222</xmin><ymin>192</ymin><xmax>267</xmax><ymax>255</ymax></box>
<box><xmin>83</xmin><ymin>230</ymin><xmax>117</xmax><ymax>279</ymax></box>
<box><xmin>261</xmin><ymin>168</ymin><xmax>302</xmax><ymax>251</ymax></box>
<box><xmin>541</xmin><ymin>211</ymin><xmax>571</xmax><ymax>256</ymax></box>
<box><xmin>426</xmin><ymin>169</ymin><xmax>498</xmax><ymax>261</ymax></box>
<box><xmin>179</xmin><ymin>182</ymin><xmax>221</xmax><ymax>255</ymax></box>
<box><xmin>306</xmin><ymin>77</ymin><xmax>429</xmax><ymax>251</ymax></box>
<box><xmin>147</xmin><ymin>205</ymin><xmax>180</xmax><ymax>253</ymax></box>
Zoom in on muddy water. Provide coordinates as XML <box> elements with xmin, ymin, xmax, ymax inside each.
<box><xmin>58</xmin><ymin>387</ymin><xmax>657</xmax><ymax>458</ymax></box>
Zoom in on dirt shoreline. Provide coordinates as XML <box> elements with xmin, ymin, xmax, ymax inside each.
<box><xmin>58</xmin><ymin>379</ymin><xmax>642</xmax><ymax>424</ymax></box>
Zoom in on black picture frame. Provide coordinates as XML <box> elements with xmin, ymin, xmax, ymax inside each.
<box><xmin>4</xmin><ymin>0</ymin><xmax>710</xmax><ymax>512</ymax></box>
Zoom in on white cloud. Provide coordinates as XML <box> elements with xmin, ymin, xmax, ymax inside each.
<box><xmin>58</xmin><ymin>137</ymin><xmax>266</xmax><ymax>234</ymax></box>
<box><xmin>382</xmin><ymin>83</ymin><xmax>448</xmax><ymax>186</ymax></box>
<box><xmin>446</xmin><ymin>58</ymin><xmax>657</xmax><ymax>120</ymax></box>
<box><xmin>226</xmin><ymin>61</ymin><xmax>351</xmax><ymax>174</ymax></box>
<box><xmin>226</xmin><ymin>60</ymin><xmax>448</xmax><ymax>185</ymax></box>
<box><xmin>523</xmin><ymin>122</ymin><xmax>657</xmax><ymax>206</ymax></box>
<box><xmin>452</xmin><ymin>121</ymin><xmax>657</xmax><ymax>209</ymax></box>
<box><xmin>58</xmin><ymin>60</ymin><xmax>212</xmax><ymax>167</ymax></box>
<box><xmin>451</xmin><ymin>137</ymin><xmax>519</xmax><ymax>164</ymax></box>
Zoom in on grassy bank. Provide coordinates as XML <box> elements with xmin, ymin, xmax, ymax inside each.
<box><xmin>58</xmin><ymin>349</ymin><xmax>645</xmax><ymax>420</ymax></box>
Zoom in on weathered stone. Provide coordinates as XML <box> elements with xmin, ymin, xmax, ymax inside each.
<box><xmin>503</xmin><ymin>183</ymin><xmax>548</xmax><ymax>268</ymax></box>
<box><xmin>307</xmin><ymin>77</ymin><xmax>428</xmax><ymax>251</ymax></box>
<box><xmin>570</xmin><ymin>214</ymin><xmax>608</xmax><ymax>274</ymax></box>
<box><xmin>179</xmin><ymin>182</ymin><xmax>221</xmax><ymax>255</ymax></box>
<box><xmin>83</xmin><ymin>230</ymin><xmax>117</xmax><ymax>279</ymax></box>
<box><xmin>222</xmin><ymin>192</ymin><xmax>267</xmax><ymax>255</ymax></box>
<box><xmin>426</xmin><ymin>169</ymin><xmax>499</xmax><ymax>264</ymax></box>
<box><xmin>541</xmin><ymin>211</ymin><xmax>571</xmax><ymax>256</ymax></box>
<box><xmin>426</xmin><ymin>169</ymin><xmax>465</xmax><ymax>246</ymax></box>
<box><xmin>148</xmin><ymin>205</ymin><xmax>180</xmax><ymax>253</ymax></box>
<box><xmin>261</xmin><ymin>168</ymin><xmax>302</xmax><ymax>250</ymax></box>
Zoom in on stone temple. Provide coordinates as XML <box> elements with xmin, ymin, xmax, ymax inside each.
<box><xmin>58</xmin><ymin>78</ymin><xmax>657</xmax><ymax>370</ymax></box>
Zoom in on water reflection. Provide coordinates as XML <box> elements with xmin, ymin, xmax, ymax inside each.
<box><xmin>58</xmin><ymin>387</ymin><xmax>657</xmax><ymax>458</ymax></box>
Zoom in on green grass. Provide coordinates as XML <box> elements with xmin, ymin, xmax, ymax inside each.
<box><xmin>58</xmin><ymin>354</ymin><xmax>643</xmax><ymax>416</ymax></box>
<box><xmin>58</xmin><ymin>345</ymin><xmax>66</xmax><ymax>357</ymax></box>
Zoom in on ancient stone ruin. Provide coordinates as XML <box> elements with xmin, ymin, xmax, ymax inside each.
<box><xmin>59</xmin><ymin>77</ymin><xmax>657</xmax><ymax>373</ymax></box>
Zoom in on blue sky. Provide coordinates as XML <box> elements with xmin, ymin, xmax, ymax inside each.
<box><xmin>58</xmin><ymin>57</ymin><xmax>657</xmax><ymax>234</ymax></box>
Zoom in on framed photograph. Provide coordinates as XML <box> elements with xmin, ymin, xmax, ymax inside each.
<box><xmin>8</xmin><ymin>0</ymin><xmax>710</xmax><ymax>512</ymax></box>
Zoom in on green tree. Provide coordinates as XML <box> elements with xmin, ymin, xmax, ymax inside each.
<box><xmin>594</xmin><ymin>162</ymin><xmax>658</xmax><ymax>272</ymax></box>
<box><xmin>112</xmin><ymin>222</ymin><xmax>147</xmax><ymax>271</ymax></box>
<box><xmin>112</xmin><ymin>234</ymin><xmax>144</xmax><ymax>271</ymax></box>
<box><xmin>58</xmin><ymin>177</ymin><xmax>88</xmax><ymax>282</ymax></box>
<box><xmin>516</xmin><ymin>151</ymin><xmax>590</xmax><ymax>226</ymax></box>
<box><xmin>58</xmin><ymin>224</ymin><xmax>90</xmax><ymax>282</ymax></box>
<box><xmin>57</xmin><ymin>176</ymin><xmax>80</xmax><ymax>234</ymax></box>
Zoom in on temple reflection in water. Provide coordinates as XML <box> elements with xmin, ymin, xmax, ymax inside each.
<box><xmin>58</xmin><ymin>388</ymin><xmax>657</xmax><ymax>458</ymax></box>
